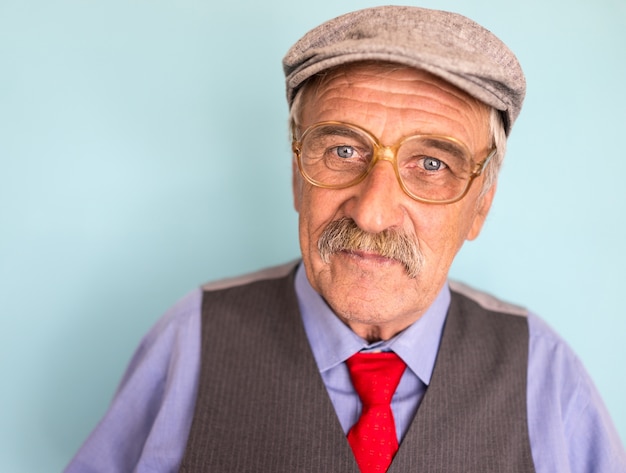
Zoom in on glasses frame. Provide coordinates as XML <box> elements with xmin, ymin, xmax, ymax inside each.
<box><xmin>292</xmin><ymin>121</ymin><xmax>497</xmax><ymax>205</ymax></box>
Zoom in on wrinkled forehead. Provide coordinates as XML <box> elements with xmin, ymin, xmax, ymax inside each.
<box><xmin>292</xmin><ymin>61</ymin><xmax>492</xmax><ymax>149</ymax></box>
<box><xmin>294</xmin><ymin>61</ymin><xmax>488</xmax><ymax>117</ymax></box>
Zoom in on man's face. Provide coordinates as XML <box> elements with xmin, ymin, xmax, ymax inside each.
<box><xmin>292</xmin><ymin>64</ymin><xmax>496</xmax><ymax>341</ymax></box>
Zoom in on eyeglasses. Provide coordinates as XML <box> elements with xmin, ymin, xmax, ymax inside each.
<box><xmin>292</xmin><ymin>121</ymin><xmax>496</xmax><ymax>204</ymax></box>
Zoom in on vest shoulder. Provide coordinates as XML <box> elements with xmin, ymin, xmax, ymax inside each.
<box><xmin>449</xmin><ymin>280</ymin><xmax>528</xmax><ymax>317</ymax></box>
<box><xmin>201</xmin><ymin>260</ymin><xmax>299</xmax><ymax>292</ymax></box>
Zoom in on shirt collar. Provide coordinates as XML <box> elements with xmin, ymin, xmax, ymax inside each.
<box><xmin>294</xmin><ymin>263</ymin><xmax>450</xmax><ymax>386</ymax></box>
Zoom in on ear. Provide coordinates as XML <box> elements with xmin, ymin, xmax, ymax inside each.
<box><xmin>466</xmin><ymin>182</ymin><xmax>497</xmax><ymax>241</ymax></box>
<box><xmin>292</xmin><ymin>156</ymin><xmax>302</xmax><ymax>213</ymax></box>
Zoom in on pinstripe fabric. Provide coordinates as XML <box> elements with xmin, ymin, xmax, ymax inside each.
<box><xmin>179</xmin><ymin>266</ymin><xmax>359</xmax><ymax>472</ymax></box>
<box><xmin>180</xmin><ymin>268</ymin><xmax>534</xmax><ymax>472</ymax></box>
<box><xmin>390</xmin><ymin>291</ymin><xmax>535</xmax><ymax>472</ymax></box>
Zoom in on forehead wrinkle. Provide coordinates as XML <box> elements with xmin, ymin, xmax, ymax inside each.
<box><xmin>341</xmin><ymin>67</ymin><xmax>485</xmax><ymax>113</ymax></box>
<box><xmin>306</xmin><ymin>97</ymin><xmax>486</xmax><ymax>151</ymax></box>
<box><xmin>392</xmin><ymin>86</ymin><xmax>490</xmax><ymax>150</ymax></box>
<box><xmin>396</xmin><ymin>84</ymin><xmax>488</xmax><ymax>126</ymax></box>
<box><xmin>316</xmin><ymin>78</ymin><xmax>485</xmax><ymax>125</ymax></box>
<box><xmin>301</xmin><ymin>68</ymin><xmax>490</xmax><ymax>151</ymax></box>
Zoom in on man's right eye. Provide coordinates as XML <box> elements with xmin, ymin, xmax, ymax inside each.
<box><xmin>334</xmin><ymin>145</ymin><xmax>355</xmax><ymax>159</ymax></box>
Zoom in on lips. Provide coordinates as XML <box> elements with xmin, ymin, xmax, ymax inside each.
<box><xmin>341</xmin><ymin>249</ymin><xmax>400</xmax><ymax>266</ymax></box>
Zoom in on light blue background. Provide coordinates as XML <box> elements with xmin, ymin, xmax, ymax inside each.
<box><xmin>1</xmin><ymin>0</ymin><xmax>625</xmax><ymax>471</ymax></box>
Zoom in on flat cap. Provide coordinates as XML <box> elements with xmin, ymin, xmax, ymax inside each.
<box><xmin>283</xmin><ymin>6</ymin><xmax>526</xmax><ymax>135</ymax></box>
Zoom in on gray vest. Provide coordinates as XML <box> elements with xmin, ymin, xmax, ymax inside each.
<box><xmin>179</xmin><ymin>263</ymin><xmax>535</xmax><ymax>472</ymax></box>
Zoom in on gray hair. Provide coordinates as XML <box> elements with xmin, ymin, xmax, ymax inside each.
<box><xmin>483</xmin><ymin>107</ymin><xmax>507</xmax><ymax>194</ymax></box>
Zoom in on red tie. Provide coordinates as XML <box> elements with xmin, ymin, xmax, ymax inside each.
<box><xmin>346</xmin><ymin>352</ymin><xmax>407</xmax><ymax>473</ymax></box>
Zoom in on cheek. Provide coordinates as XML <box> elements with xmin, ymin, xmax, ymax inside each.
<box><xmin>297</xmin><ymin>187</ymin><xmax>334</xmax><ymax>248</ymax></box>
<box><xmin>412</xmin><ymin>205</ymin><xmax>479</xmax><ymax>257</ymax></box>
<box><xmin>297</xmin><ymin>186</ymin><xmax>358</xmax><ymax>268</ymax></box>
<box><xmin>299</xmin><ymin>185</ymin><xmax>348</xmax><ymax>226</ymax></box>
<box><xmin>292</xmin><ymin>160</ymin><xmax>303</xmax><ymax>212</ymax></box>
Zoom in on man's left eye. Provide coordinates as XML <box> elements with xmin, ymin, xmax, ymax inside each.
<box><xmin>423</xmin><ymin>157</ymin><xmax>445</xmax><ymax>171</ymax></box>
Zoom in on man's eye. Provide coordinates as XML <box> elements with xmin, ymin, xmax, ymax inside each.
<box><xmin>422</xmin><ymin>157</ymin><xmax>446</xmax><ymax>171</ymax></box>
<box><xmin>335</xmin><ymin>146</ymin><xmax>355</xmax><ymax>159</ymax></box>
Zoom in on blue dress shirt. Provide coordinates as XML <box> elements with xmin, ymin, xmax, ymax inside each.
<box><xmin>65</xmin><ymin>264</ymin><xmax>626</xmax><ymax>472</ymax></box>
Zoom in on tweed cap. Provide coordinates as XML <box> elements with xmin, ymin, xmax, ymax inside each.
<box><xmin>283</xmin><ymin>6</ymin><xmax>526</xmax><ymax>135</ymax></box>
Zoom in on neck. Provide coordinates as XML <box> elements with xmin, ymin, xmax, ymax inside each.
<box><xmin>347</xmin><ymin>320</ymin><xmax>408</xmax><ymax>343</ymax></box>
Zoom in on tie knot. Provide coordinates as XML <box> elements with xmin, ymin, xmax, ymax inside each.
<box><xmin>346</xmin><ymin>352</ymin><xmax>407</xmax><ymax>406</ymax></box>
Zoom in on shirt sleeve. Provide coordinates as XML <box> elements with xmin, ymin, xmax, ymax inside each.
<box><xmin>527</xmin><ymin>313</ymin><xmax>626</xmax><ymax>473</ymax></box>
<box><xmin>64</xmin><ymin>289</ymin><xmax>203</xmax><ymax>473</ymax></box>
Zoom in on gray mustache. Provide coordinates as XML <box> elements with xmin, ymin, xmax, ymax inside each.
<box><xmin>317</xmin><ymin>218</ymin><xmax>423</xmax><ymax>278</ymax></box>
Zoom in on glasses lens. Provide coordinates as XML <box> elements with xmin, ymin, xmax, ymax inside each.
<box><xmin>299</xmin><ymin>124</ymin><xmax>373</xmax><ymax>187</ymax></box>
<box><xmin>396</xmin><ymin>137</ymin><xmax>473</xmax><ymax>201</ymax></box>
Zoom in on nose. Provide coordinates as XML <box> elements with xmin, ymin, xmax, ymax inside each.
<box><xmin>345</xmin><ymin>159</ymin><xmax>405</xmax><ymax>234</ymax></box>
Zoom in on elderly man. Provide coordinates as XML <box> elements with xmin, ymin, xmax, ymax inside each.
<box><xmin>66</xmin><ymin>6</ymin><xmax>625</xmax><ymax>473</ymax></box>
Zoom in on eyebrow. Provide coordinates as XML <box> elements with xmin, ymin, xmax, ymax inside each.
<box><xmin>315</xmin><ymin>124</ymin><xmax>365</xmax><ymax>139</ymax></box>
<box><xmin>420</xmin><ymin>138</ymin><xmax>468</xmax><ymax>161</ymax></box>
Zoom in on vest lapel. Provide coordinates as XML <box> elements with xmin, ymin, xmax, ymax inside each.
<box><xmin>179</xmin><ymin>267</ymin><xmax>359</xmax><ymax>472</ymax></box>
<box><xmin>389</xmin><ymin>290</ymin><xmax>535</xmax><ymax>472</ymax></box>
